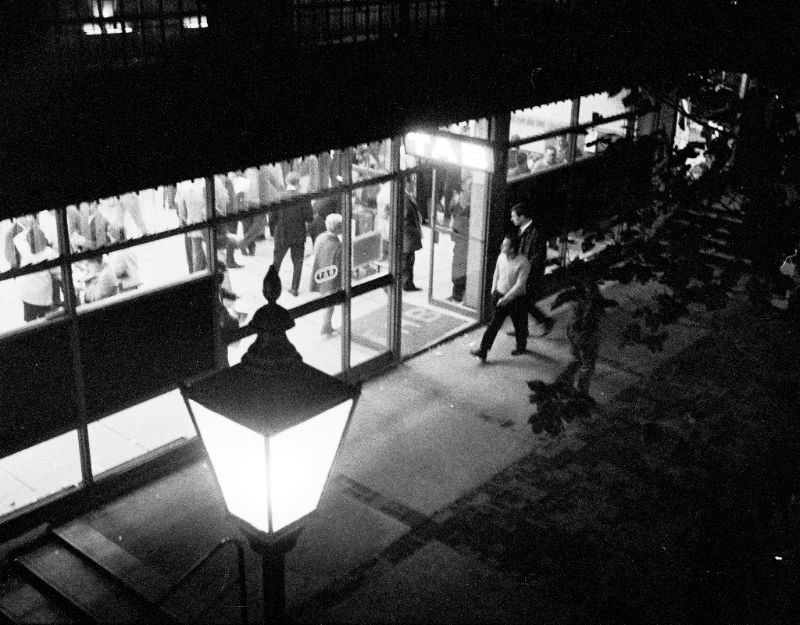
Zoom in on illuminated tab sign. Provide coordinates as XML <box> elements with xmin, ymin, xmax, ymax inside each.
<box><xmin>404</xmin><ymin>132</ymin><xmax>494</xmax><ymax>172</ymax></box>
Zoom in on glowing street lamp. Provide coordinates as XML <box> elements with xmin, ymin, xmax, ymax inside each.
<box><xmin>181</xmin><ymin>266</ymin><xmax>360</xmax><ymax>624</ymax></box>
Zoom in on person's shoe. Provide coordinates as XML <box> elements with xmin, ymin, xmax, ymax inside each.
<box><xmin>321</xmin><ymin>327</ymin><xmax>338</xmax><ymax>337</ymax></box>
<box><xmin>446</xmin><ymin>295</ymin><xmax>463</xmax><ymax>303</ymax></box>
<box><xmin>511</xmin><ymin>348</ymin><xmax>532</xmax><ymax>356</ymax></box>
<box><xmin>470</xmin><ymin>349</ymin><xmax>487</xmax><ymax>362</ymax></box>
<box><xmin>403</xmin><ymin>284</ymin><xmax>422</xmax><ymax>292</ymax></box>
<box><xmin>506</xmin><ymin>330</ymin><xmax>529</xmax><ymax>337</ymax></box>
<box><xmin>288</xmin><ymin>288</ymin><xmax>299</xmax><ymax>296</ymax></box>
<box><xmin>226</xmin><ymin>261</ymin><xmax>244</xmax><ymax>269</ymax></box>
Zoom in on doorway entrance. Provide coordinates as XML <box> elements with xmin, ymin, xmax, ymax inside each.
<box><xmin>397</xmin><ymin>163</ymin><xmax>488</xmax><ymax>358</ymax></box>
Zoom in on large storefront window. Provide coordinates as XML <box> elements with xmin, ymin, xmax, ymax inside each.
<box><xmin>576</xmin><ymin>90</ymin><xmax>632</xmax><ymax>159</ymax></box>
<box><xmin>508</xmin><ymin>100</ymin><xmax>573</xmax><ymax>180</ymax></box>
<box><xmin>0</xmin><ymin>431</ymin><xmax>82</xmax><ymax>517</ymax></box>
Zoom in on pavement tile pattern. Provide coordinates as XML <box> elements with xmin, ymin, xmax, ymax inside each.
<box><xmin>301</xmin><ymin>311</ymin><xmax>800</xmax><ymax>624</ymax></box>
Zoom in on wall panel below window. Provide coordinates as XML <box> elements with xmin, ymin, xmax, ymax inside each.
<box><xmin>79</xmin><ymin>277</ymin><xmax>217</xmax><ymax>421</ymax></box>
<box><xmin>0</xmin><ymin>323</ymin><xmax>77</xmax><ymax>458</ymax></box>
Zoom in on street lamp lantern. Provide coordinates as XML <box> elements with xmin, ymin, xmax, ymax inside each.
<box><xmin>181</xmin><ymin>265</ymin><xmax>360</xmax><ymax>624</ymax></box>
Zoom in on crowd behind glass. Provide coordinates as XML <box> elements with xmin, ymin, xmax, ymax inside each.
<box><xmin>0</xmin><ymin>90</ymin><xmax>634</xmax><ymax>336</ymax></box>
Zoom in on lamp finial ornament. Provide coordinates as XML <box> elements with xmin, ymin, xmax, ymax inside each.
<box><xmin>242</xmin><ymin>265</ymin><xmax>303</xmax><ymax>372</ymax></box>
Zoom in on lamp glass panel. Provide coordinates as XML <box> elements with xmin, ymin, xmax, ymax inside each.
<box><xmin>190</xmin><ymin>400</ymin><xmax>270</xmax><ymax>533</ymax></box>
<box><xmin>268</xmin><ymin>399</ymin><xmax>352</xmax><ymax>531</ymax></box>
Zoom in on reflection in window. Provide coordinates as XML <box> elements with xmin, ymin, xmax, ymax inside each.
<box><xmin>72</xmin><ymin>233</ymin><xmax>202</xmax><ymax>309</ymax></box>
<box><xmin>510</xmin><ymin>99</ymin><xmax>573</xmax><ymax>143</ymax></box>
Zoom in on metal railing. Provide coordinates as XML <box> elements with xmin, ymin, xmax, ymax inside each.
<box><xmin>157</xmin><ymin>536</ymin><xmax>248</xmax><ymax>625</ymax></box>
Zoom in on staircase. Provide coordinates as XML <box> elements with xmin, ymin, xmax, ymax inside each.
<box><xmin>0</xmin><ymin>519</ymin><xmax>247</xmax><ymax>624</ymax></box>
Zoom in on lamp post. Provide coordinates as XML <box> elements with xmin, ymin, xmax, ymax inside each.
<box><xmin>181</xmin><ymin>265</ymin><xmax>360</xmax><ymax>624</ymax></box>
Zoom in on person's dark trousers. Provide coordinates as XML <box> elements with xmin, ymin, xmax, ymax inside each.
<box><xmin>478</xmin><ymin>291</ymin><xmax>528</xmax><ymax>355</ymax></box>
<box><xmin>239</xmin><ymin>213</ymin><xmax>267</xmax><ymax>255</ymax></box>
<box><xmin>189</xmin><ymin>237</ymin><xmax>207</xmax><ymax>273</ymax></box>
<box><xmin>451</xmin><ymin>276</ymin><xmax>466</xmax><ymax>301</ymax></box>
<box><xmin>401</xmin><ymin>251</ymin><xmax>416</xmax><ymax>288</ymax></box>
<box><xmin>23</xmin><ymin>302</ymin><xmax>50</xmax><ymax>322</ymax></box>
<box><xmin>273</xmin><ymin>239</ymin><xmax>305</xmax><ymax>291</ymax></box>
<box><xmin>183</xmin><ymin>234</ymin><xmax>194</xmax><ymax>272</ymax></box>
<box><xmin>217</xmin><ymin>225</ymin><xmax>238</xmax><ymax>267</ymax></box>
<box><xmin>525</xmin><ymin>277</ymin><xmax>550</xmax><ymax>325</ymax></box>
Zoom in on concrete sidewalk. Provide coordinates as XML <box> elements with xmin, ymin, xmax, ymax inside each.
<box><xmin>80</xmin><ymin>282</ymin><xmax>800</xmax><ymax>624</ymax></box>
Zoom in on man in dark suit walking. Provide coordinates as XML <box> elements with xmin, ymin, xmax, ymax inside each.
<box><xmin>510</xmin><ymin>202</ymin><xmax>554</xmax><ymax>336</ymax></box>
<box><xmin>270</xmin><ymin>172</ymin><xmax>313</xmax><ymax>296</ymax></box>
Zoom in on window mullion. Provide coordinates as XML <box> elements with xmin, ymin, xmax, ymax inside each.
<box><xmin>55</xmin><ymin>206</ymin><xmax>94</xmax><ymax>488</ymax></box>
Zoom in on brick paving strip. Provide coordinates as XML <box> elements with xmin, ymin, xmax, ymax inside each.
<box><xmin>297</xmin><ymin>311</ymin><xmax>800</xmax><ymax>624</ymax></box>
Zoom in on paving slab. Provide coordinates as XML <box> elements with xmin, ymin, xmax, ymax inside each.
<box><xmin>319</xmin><ymin>540</ymin><xmax>534</xmax><ymax>625</ymax></box>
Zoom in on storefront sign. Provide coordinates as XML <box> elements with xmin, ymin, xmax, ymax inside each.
<box><xmin>404</xmin><ymin>132</ymin><xmax>494</xmax><ymax>172</ymax></box>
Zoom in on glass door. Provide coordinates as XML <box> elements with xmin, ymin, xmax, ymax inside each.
<box><xmin>399</xmin><ymin>164</ymin><xmax>486</xmax><ymax>358</ymax></box>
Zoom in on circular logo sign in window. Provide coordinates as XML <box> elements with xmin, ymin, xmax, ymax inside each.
<box><xmin>314</xmin><ymin>265</ymin><xmax>339</xmax><ymax>284</ymax></box>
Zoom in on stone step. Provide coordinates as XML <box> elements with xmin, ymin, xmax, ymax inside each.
<box><xmin>15</xmin><ymin>541</ymin><xmax>179</xmax><ymax>625</ymax></box>
<box><xmin>0</xmin><ymin>572</ymin><xmax>84</xmax><ymax>624</ymax></box>
<box><xmin>51</xmin><ymin>520</ymin><xmax>171</xmax><ymax>605</ymax></box>
<box><xmin>52</xmin><ymin>520</ymin><xmax>238</xmax><ymax>624</ymax></box>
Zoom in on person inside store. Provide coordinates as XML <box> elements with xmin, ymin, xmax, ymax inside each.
<box><xmin>310</xmin><ymin>213</ymin><xmax>343</xmax><ymax>336</ymax></box>
<box><xmin>10</xmin><ymin>215</ymin><xmax>59</xmax><ymax>321</ymax></box>
<box><xmin>175</xmin><ymin>178</ymin><xmax>208</xmax><ymax>273</ymax></box>
<box><xmin>510</xmin><ymin>202</ymin><xmax>555</xmax><ymax>337</ymax></box>
<box><xmin>508</xmin><ymin>151</ymin><xmax>531</xmax><ymax>178</ymax></box>
<box><xmin>270</xmin><ymin>172</ymin><xmax>313</xmax><ymax>296</ymax></box>
<box><xmin>213</xmin><ymin>174</ymin><xmax>241</xmax><ymax>269</ymax></box>
<box><xmin>81</xmin><ymin>255</ymin><xmax>119</xmax><ymax>303</ymax></box>
<box><xmin>223</xmin><ymin>172</ymin><xmax>248</xmax><ymax>267</ymax></box>
<box><xmin>402</xmin><ymin>177</ymin><xmax>423</xmax><ymax>291</ymax></box>
<box><xmin>106</xmin><ymin>224</ymin><xmax>141</xmax><ymax>292</ymax></box>
<box><xmin>308</xmin><ymin>194</ymin><xmax>342</xmax><ymax>244</ymax></box>
<box><xmin>445</xmin><ymin>181</ymin><xmax>470</xmax><ymax>302</ymax></box>
<box><xmin>66</xmin><ymin>205</ymin><xmax>89</xmax><ymax>252</ymax></box>
<box><xmin>470</xmin><ymin>235</ymin><xmax>530</xmax><ymax>362</ymax></box>
<box><xmin>531</xmin><ymin>145</ymin><xmax>562</xmax><ymax>173</ymax></box>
